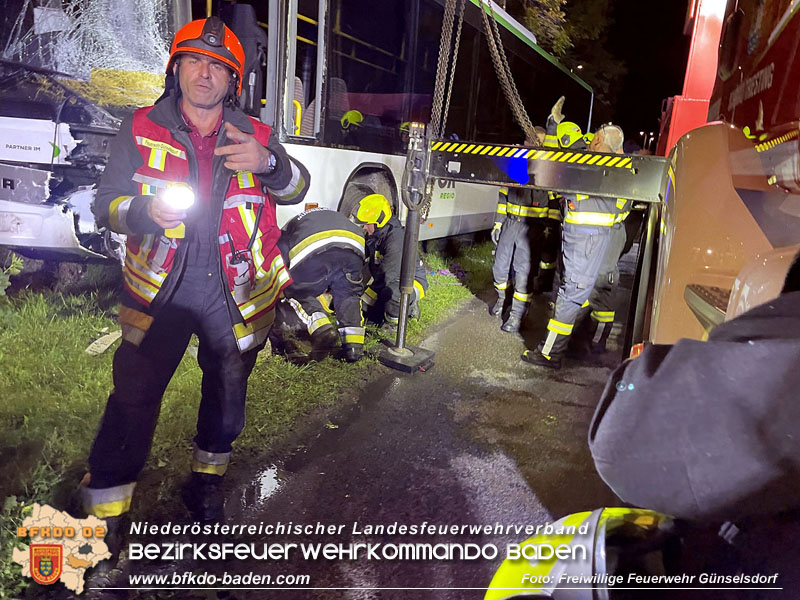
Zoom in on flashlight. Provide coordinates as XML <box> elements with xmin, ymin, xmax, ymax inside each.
<box><xmin>162</xmin><ymin>182</ymin><xmax>195</xmax><ymax>238</ymax></box>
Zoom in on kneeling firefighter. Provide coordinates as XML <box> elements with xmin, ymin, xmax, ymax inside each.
<box><xmin>347</xmin><ymin>184</ymin><xmax>428</xmax><ymax>326</ymax></box>
<box><xmin>276</xmin><ymin>208</ymin><xmax>366</xmax><ymax>363</ymax></box>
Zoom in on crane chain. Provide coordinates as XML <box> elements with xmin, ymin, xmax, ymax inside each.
<box><xmin>424</xmin><ymin>0</ymin><xmax>466</xmax><ymax>220</ymax></box>
<box><xmin>480</xmin><ymin>0</ymin><xmax>537</xmax><ymax>143</ymax></box>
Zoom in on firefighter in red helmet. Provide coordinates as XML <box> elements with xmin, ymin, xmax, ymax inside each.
<box><xmin>81</xmin><ymin>15</ymin><xmax>310</xmax><ymax>558</ymax></box>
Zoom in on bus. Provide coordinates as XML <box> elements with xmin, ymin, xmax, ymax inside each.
<box><xmin>243</xmin><ymin>0</ymin><xmax>593</xmax><ymax>239</ymax></box>
<box><xmin>645</xmin><ymin>0</ymin><xmax>800</xmax><ymax>344</ymax></box>
<box><xmin>0</xmin><ymin>0</ymin><xmax>591</xmax><ymax>260</ymax></box>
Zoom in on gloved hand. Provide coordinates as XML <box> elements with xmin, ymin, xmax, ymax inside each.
<box><xmin>491</xmin><ymin>222</ymin><xmax>503</xmax><ymax>245</ymax></box>
<box><xmin>550</xmin><ymin>96</ymin><xmax>566</xmax><ymax>124</ymax></box>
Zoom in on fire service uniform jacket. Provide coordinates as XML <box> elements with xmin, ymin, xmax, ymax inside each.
<box><xmin>94</xmin><ymin>91</ymin><xmax>310</xmax><ymax>353</ymax></box>
<box><xmin>362</xmin><ymin>215</ymin><xmax>428</xmax><ymax>323</ymax></box>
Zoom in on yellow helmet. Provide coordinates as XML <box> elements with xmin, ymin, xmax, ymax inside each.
<box><xmin>583</xmin><ymin>131</ymin><xmax>595</xmax><ymax>145</ymax></box>
<box><xmin>352</xmin><ymin>193</ymin><xmax>392</xmax><ymax>228</ymax></box>
<box><xmin>556</xmin><ymin>121</ymin><xmax>583</xmax><ymax>148</ymax></box>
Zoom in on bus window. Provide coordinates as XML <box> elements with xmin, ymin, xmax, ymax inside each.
<box><xmin>324</xmin><ymin>0</ymin><xmax>414</xmax><ymax>154</ymax></box>
<box><xmin>290</xmin><ymin>0</ymin><xmax>319</xmax><ymax>137</ymax></box>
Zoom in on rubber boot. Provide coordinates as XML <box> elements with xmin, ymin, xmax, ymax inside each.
<box><xmin>501</xmin><ymin>297</ymin><xmax>527</xmax><ymax>333</ymax></box>
<box><xmin>309</xmin><ymin>326</ymin><xmax>338</xmax><ymax>361</ymax></box>
<box><xmin>341</xmin><ymin>344</ymin><xmax>363</xmax><ymax>363</ymax></box>
<box><xmin>489</xmin><ymin>288</ymin><xmax>505</xmax><ymax>317</ymax></box>
<box><xmin>182</xmin><ymin>472</ymin><xmax>224</xmax><ymax>522</ymax></box>
<box><xmin>521</xmin><ymin>348</ymin><xmax>562</xmax><ymax>370</ymax></box>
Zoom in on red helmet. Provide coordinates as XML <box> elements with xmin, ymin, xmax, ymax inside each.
<box><xmin>167</xmin><ymin>16</ymin><xmax>245</xmax><ymax>95</ymax></box>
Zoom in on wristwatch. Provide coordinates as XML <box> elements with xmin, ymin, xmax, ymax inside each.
<box><xmin>265</xmin><ymin>152</ymin><xmax>277</xmax><ymax>174</ymax></box>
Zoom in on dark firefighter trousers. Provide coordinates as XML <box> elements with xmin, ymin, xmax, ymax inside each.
<box><xmin>282</xmin><ymin>248</ymin><xmax>365</xmax><ymax>350</ymax></box>
<box><xmin>88</xmin><ymin>265</ymin><xmax>262</xmax><ymax>503</ymax></box>
<box><xmin>537</xmin><ymin>222</ymin><xmax>619</xmax><ymax>359</ymax></box>
<box><xmin>583</xmin><ymin>222</ymin><xmax>628</xmax><ymax>346</ymax></box>
<box><xmin>492</xmin><ymin>217</ymin><xmax>544</xmax><ymax>318</ymax></box>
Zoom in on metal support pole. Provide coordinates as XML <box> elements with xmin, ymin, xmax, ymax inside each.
<box><xmin>379</xmin><ymin>123</ymin><xmax>435</xmax><ymax>372</ymax></box>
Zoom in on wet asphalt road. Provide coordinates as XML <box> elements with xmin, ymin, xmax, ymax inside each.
<box><xmin>213</xmin><ymin>270</ymin><xmax>629</xmax><ymax>599</ymax></box>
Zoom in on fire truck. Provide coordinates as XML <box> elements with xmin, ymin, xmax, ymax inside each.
<box><xmin>650</xmin><ymin>0</ymin><xmax>800</xmax><ymax>344</ymax></box>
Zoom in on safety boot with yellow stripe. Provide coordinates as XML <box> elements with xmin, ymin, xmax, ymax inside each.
<box><xmin>521</xmin><ymin>348</ymin><xmax>562</xmax><ymax>370</ymax></box>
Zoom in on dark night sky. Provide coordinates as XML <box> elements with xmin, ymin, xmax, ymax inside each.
<box><xmin>602</xmin><ymin>0</ymin><xmax>692</xmax><ymax>146</ymax></box>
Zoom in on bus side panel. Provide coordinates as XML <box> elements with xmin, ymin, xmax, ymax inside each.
<box><xmin>276</xmin><ymin>144</ymin><xmax>495</xmax><ymax>240</ymax></box>
<box><xmin>650</xmin><ymin>122</ymin><xmax>771</xmax><ymax>344</ymax></box>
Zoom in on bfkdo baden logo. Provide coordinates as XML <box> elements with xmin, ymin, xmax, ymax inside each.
<box><xmin>30</xmin><ymin>544</ymin><xmax>63</xmax><ymax>585</ymax></box>
<box><xmin>14</xmin><ymin>504</ymin><xmax>111</xmax><ymax>595</ymax></box>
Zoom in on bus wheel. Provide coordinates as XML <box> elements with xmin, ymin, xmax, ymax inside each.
<box><xmin>339</xmin><ymin>170</ymin><xmax>398</xmax><ymax>218</ymax></box>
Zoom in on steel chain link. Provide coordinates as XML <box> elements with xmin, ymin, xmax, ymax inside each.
<box><xmin>480</xmin><ymin>0</ymin><xmax>537</xmax><ymax>142</ymax></box>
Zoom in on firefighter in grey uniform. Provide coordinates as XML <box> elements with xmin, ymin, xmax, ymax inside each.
<box><xmin>490</xmin><ymin>183</ymin><xmax>549</xmax><ymax>333</ymax></box>
<box><xmin>522</xmin><ymin>123</ymin><xmax>627</xmax><ymax>369</ymax></box>
<box><xmin>348</xmin><ymin>185</ymin><xmax>428</xmax><ymax>325</ymax></box>
<box><xmin>276</xmin><ymin>208</ymin><xmax>366</xmax><ymax>362</ymax></box>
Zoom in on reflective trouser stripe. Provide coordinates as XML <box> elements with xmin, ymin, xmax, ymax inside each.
<box><xmin>317</xmin><ymin>292</ymin><xmax>334</xmax><ymax>314</ymax></box>
<box><xmin>191</xmin><ymin>445</ymin><xmax>230</xmax><ymax>476</ymax></box>
<box><xmin>541</xmin><ymin>330</ymin><xmax>562</xmax><ymax>358</ymax></box>
<box><xmin>582</xmin><ymin>300</ymin><xmax>590</xmax><ymax>308</ymax></box>
<box><xmin>591</xmin><ymin>310</ymin><xmax>615</xmax><ymax>323</ymax></box>
<box><xmin>593</xmin><ymin>321</ymin><xmax>611</xmax><ymax>345</ymax></box>
<box><xmin>361</xmin><ymin>286</ymin><xmax>378</xmax><ymax>306</ymax></box>
<box><xmin>82</xmin><ymin>482</ymin><xmax>136</xmax><ymax>518</ymax></box>
<box><xmin>539</xmin><ymin>260</ymin><xmax>557</xmax><ymax>270</ymax></box>
<box><xmin>494</xmin><ymin>281</ymin><xmax>510</xmax><ymax>291</ymax></box>
<box><xmin>513</xmin><ymin>291</ymin><xmax>531</xmax><ymax>303</ymax></box>
<box><xmin>308</xmin><ymin>312</ymin><xmax>332</xmax><ymax>335</ymax></box>
<box><xmin>547</xmin><ymin>319</ymin><xmax>574</xmax><ymax>336</ymax></box>
<box><xmin>339</xmin><ymin>326</ymin><xmax>365</xmax><ymax>345</ymax></box>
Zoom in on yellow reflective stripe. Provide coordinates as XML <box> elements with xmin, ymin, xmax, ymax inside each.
<box><xmin>568</xmin><ymin>153</ymin><xmax>581</xmax><ymax>163</ymax></box>
<box><xmin>591</xmin><ymin>310</ymin><xmax>615</xmax><ymax>323</ymax></box>
<box><xmin>90</xmin><ymin>498</ymin><xmax>132</xmax><ymax>519</ymax></box>
<box><xmin>618</xmin><ymin>157</ymin><xmax>633</xmax><ymax>168</ymax></box>
<box><xmin>233</xmin><ymin>309</ymin><xmax>275</xmax><ymax>340</ymax></box>
<box><xmin>578</xmin><ymin>154</ymin><xmax>592</xmax><ymax>164</ymax></box>
<box><xmin>191</xmin><ymin>459</ymin><xmax>228</xmax><ymax>476</ymax></box>
<box><xmin>616</xmin><ymin>198</ymin><xmax>628</xmax><ymax>209</ymax></box>
<box><xmin>499</xmin><ymin>187</ymin><xmax>508</xmax><ymax>195</ymax></box>
<box><xmin>543</xmin><ymin>135</ymin><xmax>558</xmax><ymax>148</ymax></box>
<box><xmin>365</xmin><ymin>287</ymin><xmax>378</xmax><ymax>300</ymax></box>
<box><xmin>147</xmin><ymin>148</ymin><xmax>167</xmax><ymax>171</ymax></box>
<box><xmin>108</xmin><ymin>195</ymin><xmax>133</xmax><ymax>232</ymax></box>
<box><xmin>547</xmin><ymin>208</ymin><xmax>561</xmax><ymax>220</ymax></box>
<box><xmin>288</xmin><ymin>230</ymin><xmax>365</xmax><ymax>266</ymax></box>
<box><xmin>494</xmin><ymin>281</ymin><xmax>510</xmax><ymax>291</ymax></box>
<box><xmin>615</xmin><ymin>211</ymin><xmax>630</xmax><ymax>223</ymax></box>
<box><xmin>513</xmin><ymin>291</ymin><xmax>531</xmax><ymax>302</ymax></box>
<box><xmin>607</xmin><ymin>156</ymin><xmax>621</xmax><ymax>167</ymax></box>
<box><xmin>597</xmin><ymin>155</ymin><xmax>611</xmax><ymax>166</ymax></box>
<box><xmin>532</xmin><ymin>150</ymin><xmax>545</xmax><ymax>159</ymax></box>
<box><xmin>576</xmin><ymin>194</ymin><xmax>589</xmax><ymax>201</ymax></box>
<box><xmin>488</xmin><ymin>146</ymin><xmax>502</xmax><ymax>156</ymax></box>
<box><xmin>413</xmin><ymin>279</ymin><xmax>425</xmax><ymax>299</ymax></box>
<box><xmin>464</xmin><ymin>144</ymin><xmax>476</xmax><ymax>153</ymax></box>
<box><xmin>564</xmin><ymin>211</ymin><xmax>616</xmax><ymax>226</ymax></box>
<box><xmin>559</xmin><ymin>152</ymin><xmax>573</xmax><ymax>162</ymax></box>
<box><xmin>581</xmin><ymin>300</ymin><xmax>590</xmax><ymax>308</ymax></box>
<box><xmin>496</xmin><ymin>204</ymin><xmax>507</xmax><ymax>215</ymax></box>
<box><xmin>237</xmin><ymin>171</ymin><xmax>256</xmax><ymax>189</ymax></box>
<box><xmin>547</xmin><ymin>319</ymin><xmax>574</xmax><ymax>335</ymax></box>
<box><xmin>506</xmin><ymin>204</ymin><xmax>547</xmax><ymax>218</ymax></box>
<box><xmin>539</xmin><ymin>260</ymin><xmax>556</xmax><ymax>269</ymax></box>
<box><xmin>431</xmin><ymin>141</ymin><xmax>443</xmax><ymax>150</ymax></box>
<box><xmin>479</xmin><ymin>145</ymin><xmax>492</xmax><ymax>155</ymax></box>
<box><xmin>454</xmin><ymin>143</ymin><xmax>468</xmax><ymax>152</ymax></box>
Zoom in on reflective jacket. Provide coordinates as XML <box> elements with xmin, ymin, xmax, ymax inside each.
<box><xmin>362</xmin><ymin>216</ymin><xmax>428</xmax><ymax>312</ymax></box>
<box><xmin>94</xmin><ymin>92</ymin><xmax>310</xmax><ymax>352</ymax></box>
<box><xmin>277</xmin><ymin>208</ymin><xmax>366</xmax><ymax>268</ymax></box>
<box><xmin>495</xmin><ymin>187</ymin><xmax>549</xmax><ymax>222</ymax></box>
